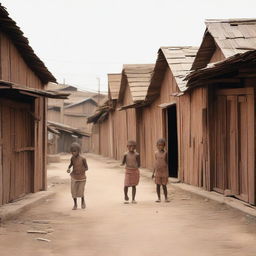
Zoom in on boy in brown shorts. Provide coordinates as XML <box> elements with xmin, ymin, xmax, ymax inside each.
<box><xmin>152</xmin><ymin>138</ymin><xmax>170</xmax><ymax>202</ymax></box>
<box><xmin>121</xmin><ymin>140</ymin><xmax>140</xmax><ymax>204</ymax></box>
<box><xmin>67</xmin><ymin>142</ymin><xmax>88</xmax><ymax>210</ymax></box>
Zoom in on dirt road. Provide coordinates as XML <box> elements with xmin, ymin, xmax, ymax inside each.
<box><xmin>0</xmin><ymin>154</ymin><xmax>256</xmax><ymax>256</ymax></box>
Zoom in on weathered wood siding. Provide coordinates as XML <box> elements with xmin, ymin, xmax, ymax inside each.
<box><xmin>139</xmin><ymin>68</ymin><xmax>207</xmax><ymax>189</ymax></box>
<box><xmin>139</xmin><ymin>68</ymin><xmax>178</xmax><ymax>169</ymax></box>
<box><xmin>209</xmin><ymin>86</ymin><xmax>255</xmax><ymax>204</ymax></box>
<box><xmin>64</xmin><ymin>115</ymin><xmax>91</xmax><ymax>132</ymax></box>
<box><xmin>0</xmin><ymin>32</ymin><xmax>47</xmax><ymax>205</ymax></box>
<box><xmin>0</xmin><ymin>32</ymin><xmax>43</xmax><ymax>89</ymax></box>
<box><xmin>179</xmin><ymin>88</ymin><xmax>207</xmax><ymax>188</ymax></box>
<box><xmin>64</xmin><ymin>101</ymin><xmax>97</xmax><ymax>133</ymax></box>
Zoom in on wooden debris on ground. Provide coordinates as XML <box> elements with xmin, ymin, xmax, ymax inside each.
<box><xmin>27</xmin><ymin>230</ymin><xmax>48</xmax><ymax>234</ymax></box>
<box><xmin>35</xmin><ymin>237</ymin><xmax>51</xmax><ymax>242</ymax></box>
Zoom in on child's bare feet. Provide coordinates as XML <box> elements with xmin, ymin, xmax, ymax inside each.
<box><xmin>155</xmin><ymin>199</ymin><xmax>161</xmax><ymax>203</ymax></box>
<box><xmin>165</xmin><ymin>199</ymin><xmax>170</xmax><ymax>203</ymax></box>
<box><xmin>124</xmin><ymin>195</ymin><xmax>129</xmax><ymax>204</ymax></box>
<box><xmin>72</xmin><ymin>205</ymin><xmax>77</xmax><ymax>210</ymax></box>
<box><xmin>131</xmin><ymin>200</ymin><xmax>137</xmax><ymax>204</ymax></box>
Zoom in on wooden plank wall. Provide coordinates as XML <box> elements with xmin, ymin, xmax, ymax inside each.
<box><xmin>99</xmin><ymin>116</ymin><xmax>111</xmax><ymax>157</ymax></box>
<box><xmin>0</xmin><ymin>97</ymin><xmax>47</xmax><ymax>205</ymax></box>
<box><xmin>139</xmin><ymin>68</ymin><xmax>177</xmax><ymax>169</ymax></box>
<box><xmin>0</xmin><ymin>31</ymin><xmax>47</xmax><ymax>205</ymax></box>
<box><xmin>90</xmin><ymin>124</ymin><xmax>100</xmax><ymax>155</ymax></box>
<box><xmin>179</xmin><ymin>88</ymin><xmax>207</xmax><ymax>188</ymax></box>
<box><xmin>63</xmin><ymin>101</ymin><xmax>96</xmax><ymax>135</ymax></box>
<box><xmin>34</xmin><ymin>97</ymin><xmax>46</xmax><ymax>192</ymax></box>
<box><xmin>94</xmin><ymin>81</ymin><xmax>136</xmax><ymax>160</ymax></box>
<box><xmin>137</xmin><ymin>68</ymin><xmax>208</xmax><ymax>189</ymax></box>
<box><xmin>0</xmin><ymin>32</ymin><xmax>43</xmax><ymax>89</ymax></box>
<box><xmin>63</xmin><ymin>115</ymin><xmax>90</xmax><ymax>132</ymax></box>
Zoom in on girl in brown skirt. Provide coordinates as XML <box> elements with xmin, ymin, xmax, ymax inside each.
<box><xmin>121</xmin><ymin>140</ymin><xmax>140</xmax><ymax>204</ymax></box>
<box><xmin>152</xmin><ymin>138</ymin><xmax>170</xmax><ymax>203</ymax></box>
<box><xmin>67</xmin><ymin>142</ymin><xmax>88</xmax><ymax>210</ymax></box>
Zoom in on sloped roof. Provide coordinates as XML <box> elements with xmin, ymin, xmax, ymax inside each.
<box><xmin>186</xmin><ymin>50</ymin><xmax>256</xmax><ymax>89</ymax></box>
<box><xmin>48</xmin><ymin>121</ymin><xmax>90</xmax><ymax>137</ymax></box>
<box><xmin>108</xmin><ymin>73</ymin><xmax>122</xmax><ymax>100</ymax></box>
<box><xmin>0</xmin><ymin>4</ymin><xmax>56</xmax><ymax>84</ymax></box>
<box><xmin>0</xmin><ymin>80</ymin><xmax>69</xmax><ymax>99</ymax></box>
<box><xmin>160</xmin><ymin>46</ymin><xmax>198</xmax><ymax>91</ymax></box>
<box><xmin>87</xmin><ymin>99</ymin><xmax>112</xmax><ymax>124</ymax></box>
<box><xmin>145</xmin><ymin>46</ymin><xmax>198</xmax><ymax>102</ymax></box>
<box><xmin>47</xmin><ymin>83</ymin><xmax>78</xmax><ymax>91</ymax></box>
<box><xmin>192</xmin><ymin>19</ymin><xmax>256</xmax><ymax>70</ymax></box>
<box><xmin>64</xmin><ymin>98</ymin><xmax>97</xmax><ymax>109</ymax></box>
<box><xmin>119</xmin><ymin>64</ymin><xmax>155</xmax><ymax>103</ymax></box>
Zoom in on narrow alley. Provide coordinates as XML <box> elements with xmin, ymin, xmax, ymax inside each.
<box><xmin>0</xmin><ymin>154</ymin><xmax>256</xmax><ymax>256</ymax></box>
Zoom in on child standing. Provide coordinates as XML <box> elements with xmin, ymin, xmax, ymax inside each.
<box><xmin>121</xmin><ymin>140</ymin><xmax>140</xmax><ymax>204</ymax></box>
<box><xmin>152</xmin><ymin>138</ymin><xmax>170</xmax><ymax>203</ymax></box>
<box><xmin>67</xmin><ymin>142</ymin><xmax>88</xmax><ymax>210</ymax></box>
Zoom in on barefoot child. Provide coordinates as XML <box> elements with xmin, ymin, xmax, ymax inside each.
<box><xmin>121</xmin><ymin>140</ymin><xmax>140</xmax><ymax>204</ymax></box>
<box><xmin>67</xmin><ymin>142</ymin><xmax>88</xmax><ymax>210</ymax></box>
<box><xmin>152</xmin><ymin>138</ymin><xmax>170</xmax><ymax>202</ymax></box>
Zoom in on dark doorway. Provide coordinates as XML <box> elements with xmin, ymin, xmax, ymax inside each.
<box><xmin>167</xmin><ymin>105</ymin><xmax>178</xmax><ymax>178</ymax></box>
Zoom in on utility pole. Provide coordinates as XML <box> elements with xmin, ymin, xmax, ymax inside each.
<box><xmin>96</xmin><ymin>77</ymin><xmax>100</xmax><ymax>105</ymax></box>
<box><xmin>96</xmin><ymin>77</ymin><xmax>101</xmax><ymax>154</ymax></box>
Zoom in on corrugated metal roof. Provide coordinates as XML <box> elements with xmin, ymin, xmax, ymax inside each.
<box><xmin>108</xmin><ymin>73</ymin><xmax>122</xmax><ymax>100</ymax></box>
<box><xmin>120</xmin><ymin>64</ymin><xmax>155</xmax><ymax>102</ymax></box>
<box><xmin>160</xmin><ymin>46</ymin><xmax>198</xmax><ymax>91</ymax></box>
<box><xmin>192</xmin><ymin>19</ymin><xmax>256</xmax><ymax>70</ymax></box>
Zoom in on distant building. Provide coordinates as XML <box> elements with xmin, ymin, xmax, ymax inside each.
<box><xmin>47</xmin><ymin>84</ymin><xmax>106</xmax><ymax>154</ymax></box>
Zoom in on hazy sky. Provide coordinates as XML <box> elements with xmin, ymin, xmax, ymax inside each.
<box><xmin>1</xmin><ymin>0</ymin><xmax>256</xmax><ymax>92</ymax></box>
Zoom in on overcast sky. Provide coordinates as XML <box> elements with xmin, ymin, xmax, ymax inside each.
<box><xmin>1</xmin><ymin>0</ymin><xmax>256</xmax><ymax>92</ymax></box>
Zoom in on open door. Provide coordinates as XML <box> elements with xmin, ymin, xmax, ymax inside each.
<box><xmin>167</xmin><ymin>105</ymin><xmax>179</xmax><ymax>178</ymax></box>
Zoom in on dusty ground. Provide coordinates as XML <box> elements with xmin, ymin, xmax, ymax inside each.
<box><xmin>0</xmin><ymin>154</ymin><xmax>256</xmax><ymax>256</ymax></box>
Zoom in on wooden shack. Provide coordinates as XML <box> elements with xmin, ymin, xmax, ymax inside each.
<box><xmin>115</xmin><ymin>64</ymin><xmax>154</xmax><ymax>159</ymax></box>
<box><xmin>89</xmin><ymin>65</ymin><xmax>155</xmax><ymax>160</ymax></box>
<box><xmin>47</xmin><ymin>84</ymin><xmax>103</xmax><ymax>154</ymax></box>
<box><xmin>64</xmin><ymin>98</ymin><xmax>97</xmax><ymax>152</ymax></box>
<box><xmin>89</xmin><ymin>74</ymin><xmax>122</xmax><ymax>156</ymax></box>
<box><xmin>0</xmin><ymin>5</ymin><xmax>67</xmax><ymax>205</ymax></box>
<box><xmin>134</xmin><ymin>47</ymin><xmax>199</xmax><ymax>184</ymax></box>
<box><xmin>64</xmin><ymin>98</ymin><xmax>97</xmax><ymax>133</ymax></box>
<box><xmin>47</xmin><ymin>121</ymin><xmax>90</xmax><ymax>154</ymax></box>
<box><xmin>185</xmin><ymin>19</ymin><xmax>256</xmax><ymax>204</ymax></box>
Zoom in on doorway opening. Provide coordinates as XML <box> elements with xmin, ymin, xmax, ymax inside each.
<box><xmin>167</xmin><ymin>105</ymin><xmax>178</xmax><ymax>178</ymax></box>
